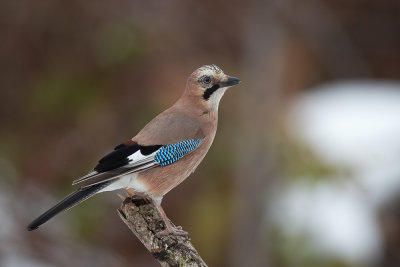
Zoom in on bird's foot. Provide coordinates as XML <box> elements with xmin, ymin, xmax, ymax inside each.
<box><xmin>156</xmin><ymin>225</ymin><xmax>189</xmax><ymax>237</ymax></box>
<box><xmin>124</xmin><ymin>188</ymin><xmax>136</xmax><ymax>197</ymax></box>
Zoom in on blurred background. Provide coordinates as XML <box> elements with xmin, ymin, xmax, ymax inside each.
<box><xmin>1</xmin><ymin>0</ymin><xmax>400</xmax><ymax>266</ymax></box>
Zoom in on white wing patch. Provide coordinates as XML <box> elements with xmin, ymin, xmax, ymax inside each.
<box><xmin>127</xmin><ymin>150</ymin><xmax>158</xmax><ymax>167</ymax></box>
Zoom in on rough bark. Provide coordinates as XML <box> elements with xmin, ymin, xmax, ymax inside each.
<box><xmin>118</xmin><ymin>197</ymin><xmax>207</xmax><ymax>267</ymax></box>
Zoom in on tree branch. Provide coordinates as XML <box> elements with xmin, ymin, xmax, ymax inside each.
<box><xmin>118</xmin><ymin>196</ymin><xmax>207</xmax><ymax>267</ymax></box>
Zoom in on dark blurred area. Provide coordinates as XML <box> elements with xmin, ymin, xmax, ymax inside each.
<box><xmin>1</xmin><ymin>0</ymin><xmax>400</xmax><ymax>266</ymax></box>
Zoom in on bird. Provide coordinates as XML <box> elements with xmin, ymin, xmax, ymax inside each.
<box><xmin>27</xmin><ymin>64</ymin><xmax>240</xmax><ymax>235</ymax></box>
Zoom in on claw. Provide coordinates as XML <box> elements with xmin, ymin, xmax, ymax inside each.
<box><xmin>125</xmin><ymin>188</ymin><xmax>135</xmax><ymax>197</ymax></box>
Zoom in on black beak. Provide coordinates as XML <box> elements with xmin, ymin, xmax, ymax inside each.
<box><xmin>218</xmin><ymin>76</ymin><xmax>241</xmax><ymax>88</ymax></box>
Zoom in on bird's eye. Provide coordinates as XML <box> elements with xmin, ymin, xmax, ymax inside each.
<box><xmin>202</xmin><ymin>76</ymin><xmax>212</xmax><ymax>84</ymax></box>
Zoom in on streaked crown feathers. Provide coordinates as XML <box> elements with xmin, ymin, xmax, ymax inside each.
<box><xmin>199</xmin><ymin>64</ymin><xmax>222</xmax><ymax>73</ymax></box>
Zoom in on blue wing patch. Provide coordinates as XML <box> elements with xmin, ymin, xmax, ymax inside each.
<box><xmin>154</xmin><ymin>139</ymin><xmax>202</xmax><ymax>166</ymax></box>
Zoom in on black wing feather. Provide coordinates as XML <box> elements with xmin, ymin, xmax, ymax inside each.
<box><xmin>94</xmin><ymin>143</ymin><xmax>140</xmax><ymax>172</ymax></box>
<box><xmin>94</xmin><ymin>142</ymin><xmax>162</xmax><ymax>172</ymax></box>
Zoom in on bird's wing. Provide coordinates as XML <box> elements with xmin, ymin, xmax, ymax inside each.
<box><xmin>73</xmin><ymin>138</ymin><xmax>202</xmax><ymax>188</ymax></box>
<box><xmin>74</xmin><ymin>106</ymin><xmax>206</xmax><ymax>188</ymax></box>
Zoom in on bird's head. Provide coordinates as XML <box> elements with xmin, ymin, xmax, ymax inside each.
<box><xmin>184</xmin><ymin>64</ymin><xmax>240</xmax><ymax>111</ymax></box>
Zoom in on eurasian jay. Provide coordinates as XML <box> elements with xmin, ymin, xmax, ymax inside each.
<box><xmin>27</xmin><ymin>64</ymin><xmax>240</xmax><ymax>235</ymax></box>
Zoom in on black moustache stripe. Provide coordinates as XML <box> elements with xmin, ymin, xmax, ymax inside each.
<box><xmin>203</xmin><ymin>84</ymin><xmax>220</xmax><ymax>100</ymax></box>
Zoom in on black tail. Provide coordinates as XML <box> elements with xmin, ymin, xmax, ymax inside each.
<box><xmin>27</xmin><ymin>182</ymin><xmax>110</xmax><ymax>231</ymax></box>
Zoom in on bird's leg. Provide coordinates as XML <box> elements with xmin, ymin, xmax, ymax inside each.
<box><xmin>154</xmin><ymin>203</ymin><xmax>188</xmax><ymax>237</ymax></box>
<box><xmin>125</xmin><ymin>188</ymin><xmax>136</xmax><ymax>197</ymax></box>
<box><xmin>118</xmin><ymin>188</ymin><xmax>136</xmax><ymax>200</ymax></box>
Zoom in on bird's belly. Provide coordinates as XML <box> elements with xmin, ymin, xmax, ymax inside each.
<box><xmin>98</xmin><ymin>173</ymin><xmax>148</xmax><ymax>193</ymax></box>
